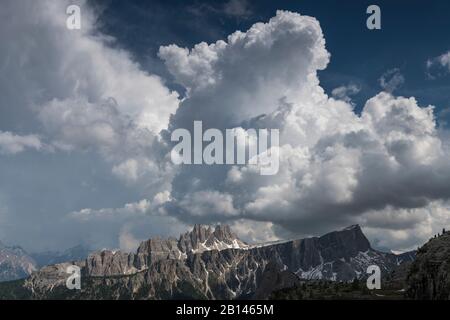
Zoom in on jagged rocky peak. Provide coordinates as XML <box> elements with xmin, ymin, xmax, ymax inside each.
<box><xmin>135</xmin><ymin>224</ymin><xmax>248</xmax><ymax>264</ymax></box>
<box><xmin>85</xmin><ymin>224</ymin><xmax>248</xmax><ymax>277</ymax></box>
<box><xmin>320</xmin><ymin>224</ymin><xmax>371</xmax><ymax>252</ymax></box>
<box><xmin>178</xmin><ymin>224</ymin><xmax>213</xmax><ymax>252</ymax></box>
<box><xmin>210</xmin><ymin>224</ymin><xmax>236</xmax><ymax>244</ymax></box>
<box><xmin>180</xmin><ymin>224</ymin><xmax>248</xmax><ymax>253</ymax></box>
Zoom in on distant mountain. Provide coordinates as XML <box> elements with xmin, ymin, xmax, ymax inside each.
<box><xmin>84</xmin><ymin>224</ymin><xmax>248</xmax><ymax>277</ymax></box>
<box><xmin>31</xmin><ymin>245</ymin><xmax>91</xmax><ymax>268</ymax></box>
<box><xmin>0</xmin><ymin>242</ymin><xmax>91</xmax><ymax>283</ymax></box>
<box><xmin>0</xmin><ymin>224</ymin><xmax>415</xmax><ymax>299</ymax></box>
<box><xmin>0</xmin><ymin>241</ymin><xmax>37</xmax><ymax>282</ymax></box>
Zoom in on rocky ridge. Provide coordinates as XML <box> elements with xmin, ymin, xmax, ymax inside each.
<box><xmin>406</xmin><ymin>231</ymin><xmax>450</xmax><ymax>299</ymax></box>
<box><xmin>2</xmin><ymin>224</ymin><xmax>415</xmax><ymax>300</ymax></box>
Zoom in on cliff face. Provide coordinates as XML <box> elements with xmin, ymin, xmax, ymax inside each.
<box><xmin>406</xmin><ymin>232</ymin><xmax>450</xmax><ymax>300</ymax></box>
<box><xmin>84</xmin><ymin>224</ymin><xmax>248</xmax><ymax>277</ymax></box>
<box><xmin>1</xmin><ymin>224</ymin><xmax>415</xmax><ymax>300</ymax></box>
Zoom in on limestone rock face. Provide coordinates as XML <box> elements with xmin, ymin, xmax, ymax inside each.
<box><xmin>137</xmin><ymin>237</ymin><xmax>184</xmax><ymax>264</ymax></box>
<box><xmin>85</xmin><ymin>250</ymin><xmax>139</xmax><ymax>276</ymax></box>
<box><xmin>84</xmin><ymin>224</ymin><xmax>248</xmax><ymax>278</ymax></box>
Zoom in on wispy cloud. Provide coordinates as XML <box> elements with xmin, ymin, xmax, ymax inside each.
<box><xmin>379</xmin><ymin>68</ymin><xmax>405</xmax><ymax>93</ymax></box>
<box><xmin>331</xmin><ymin>83</ymin><xmax>361</xmax><ymax>104</ymax></box>
<box><xmin>427</xmin><ymin>51</ymin><xmax>450</xmax><ymax>79</ymax></box>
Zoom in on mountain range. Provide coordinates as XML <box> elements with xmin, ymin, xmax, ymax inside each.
<box><xmin>0</xmin><ymin>242</ymin><xmax>91</xmax><ymax>282</ymax></box>
<box><xmin>0</xmin><ymin>240</ymin><xmax>37</xmax><ymax>282</ymax></box>
<box><xmin>0</xmin><ymin>224</ymin><xmax>416</xmax><ymax>299</ymax></box>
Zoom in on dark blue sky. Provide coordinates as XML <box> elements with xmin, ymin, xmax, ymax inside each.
<box><xmin>91</xmin><ymin>0</ymin><xmax>450</xmax><ymax>116</ymax></box>
<box><xmin>91</xmin><ymin>0</ymin><xmax>450</xmax><ymax>117</ymax></box>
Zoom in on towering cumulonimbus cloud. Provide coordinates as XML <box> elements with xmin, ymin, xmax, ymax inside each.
<box><xmin>157</xmin><ymin>10</ymin><xmax>450</xmax><ymax>250</ymax></box>
<box><xmin>159</xmin><ymin>10</ymin><xmax>330</xmax><ymax>130</ymax></box>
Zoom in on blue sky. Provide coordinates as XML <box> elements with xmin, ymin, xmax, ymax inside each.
<box><xmin>92</xmin><ymin>0</ymin><xmax>450</xmax><ymax>114</ymax></box>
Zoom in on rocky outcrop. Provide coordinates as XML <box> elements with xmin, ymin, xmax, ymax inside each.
<box><xmin>85</xmin><ymin>250</ymin><xmax>140</xmax><ymax>276</ymax></box>
<box><xmin>406</xmin><ymin>232</ymin><xmax>450</xmax><ymax>299</ymax></box>
<box><xmin>264</xmin><ymin>225</ymin><xmax>412</xmax><ymax>281</ymax></box>
<box><xmin>178</xmin><ymin>224</ymin><xmax>248</xmax><ymax>253</ymax></box>
<box><xmin>84</xmin><ymin>224</ymin><xmax>248</xmax><ymax>277</ymax></box>
<box><xmin>24</xmin><ymin>261</ymin><xmax>85</xmax><ymax>298</ymax></box>
<box><xmin>136</xmin><ymin>237</ymin><xmax>185</xmax><ymax>266</ymax></box>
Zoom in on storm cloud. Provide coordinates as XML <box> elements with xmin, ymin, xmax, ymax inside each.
<box><xmin>1</xmin><ymin>3</ymin><xmax>450</xmax><ymax>252</ymax></box>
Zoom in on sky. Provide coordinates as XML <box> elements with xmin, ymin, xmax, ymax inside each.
<box><xmin>1</xmin><ymin>0</ymin><xmax>450</xmax><ymax>253</ymax></box>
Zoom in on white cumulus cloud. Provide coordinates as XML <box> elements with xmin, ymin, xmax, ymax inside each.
<box><xmin>155</xmin><ymin>11</ymin><xmax>450</xmax><ymax>250</ymax></box>
<box><xmin>2</xmin><ymin>0</ymin><xmax>180</xmax><ymax>194</ymax></box>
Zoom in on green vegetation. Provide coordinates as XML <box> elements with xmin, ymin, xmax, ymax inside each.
<box><xmin>270</xmin><ymin>279</ymin><xmax>407</xmax><ymax>300</ymax></box>
<box><xmin>0</xmin><ymin>279</ymin><xmax>30</xmax><ymax>299</ymax></box>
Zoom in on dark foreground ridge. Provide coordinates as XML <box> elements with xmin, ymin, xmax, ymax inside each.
<box><xmin>406</xmin><ymin>230</ymin><xmax>450</xmax><ymax>299</ymax></box>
